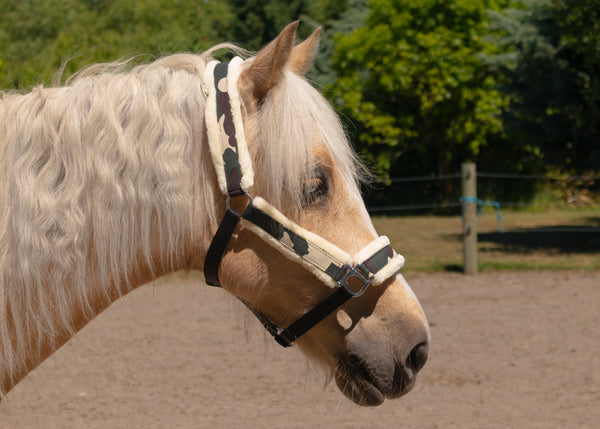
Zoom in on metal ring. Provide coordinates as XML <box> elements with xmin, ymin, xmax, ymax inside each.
<box><xmin>338</xmin><ymin>265</ymin><xmax>372</xmax><ymax>297</ymax></box>
<box><xmin>225</xmin><ymin>190</ymin><xmax>253</xmax><ymax>217</ymax></box>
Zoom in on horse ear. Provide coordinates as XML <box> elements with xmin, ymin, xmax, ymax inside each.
<box><xmin>239</xmin><ymin>21</ymin><xmax>298</xmax><ymax>104</ymax></box>
<box><xmin>288</xmin><ymin>27</ymin><xmax>321</xmax><ymax>76</ymax></box>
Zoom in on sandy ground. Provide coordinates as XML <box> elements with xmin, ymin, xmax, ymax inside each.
<box><xmin>1</xmin><ymin>271</ymin><xmax>598</xmax><ymax>428</ymax></box>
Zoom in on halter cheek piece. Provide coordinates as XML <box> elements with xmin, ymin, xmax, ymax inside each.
<box><xmin>202</xmin><ymin>58</ymin><xmax>405</xmax><ymax>347</ymax></box>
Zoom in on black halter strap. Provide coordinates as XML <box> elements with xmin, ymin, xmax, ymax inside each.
<box><xmin>203</xmin><ymin>198</ymin><xmax>291</xmax><ymax>345</ymax></box>
<box><xmin>203</xmin><ymin>197</ymin><xmax>393</xmax><ymax>347</ymax></box>
<box><xmin>203</xmin><ymin>204</ymin><xmax>352</xmax><ymax>347</ymax></box>
<box><xmin>202</xmin><ymin>58</ymin><xmax>401</xmax><ymax>347</ymax></box>
<box><xmin>203</xmin><ymin>207</ymin><xmax>241</xmax><ymax>287</ymax></box>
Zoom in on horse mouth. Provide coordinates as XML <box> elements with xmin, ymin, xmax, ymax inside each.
<box><xmin>334</xmin><ymin>355</ymin><xmax>416</xmax><ymax>406</ymax></box>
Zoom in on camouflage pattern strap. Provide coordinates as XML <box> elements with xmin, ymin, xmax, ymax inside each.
<box><xmin>214</xmin><ymin>61</ymin><xmax>243</xmax><ymax>196</ymax></box>
<box><xmin>204</xmin><ymin>57</ymin><xmax>254</xmax><ymax>197</ymax></box>
<box><xmin>241</xmin><ymin>203</ymin><xmax>348</xmax><ymax>283</ymax></box>
<box><xmin>240</xmin><ymin>197</ymin><xmax>403</xmax><ymax>290</ymax></box>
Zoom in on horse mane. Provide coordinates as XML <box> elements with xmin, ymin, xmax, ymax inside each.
<box><xmin>0</xmin><ymin>46</ymin><xmax>363</xmax><ymax>387</ymax></box>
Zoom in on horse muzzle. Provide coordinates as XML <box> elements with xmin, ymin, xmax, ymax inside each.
<box><xmin>335</xmin><ymin>341</ymin><xmax>429</xmax><ymax>406</ymax></box>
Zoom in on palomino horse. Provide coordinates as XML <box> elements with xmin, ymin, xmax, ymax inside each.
<box><xmin>0</xmin><ymin>22</ymin><xmax>429</xmax><ymax>406</ymax></box>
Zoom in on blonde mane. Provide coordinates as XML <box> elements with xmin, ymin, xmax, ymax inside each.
<box><xmin>0</xmin><ymin>49</ymin><xmax>362</xmax><ymax>388</ymax></box>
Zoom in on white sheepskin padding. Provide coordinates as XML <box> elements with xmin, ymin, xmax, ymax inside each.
<box><xmin>240</xmin><ymin>197</ymin><xmax>352</xmax><ymax>288</ymax></box>
<box><xmin>353</xmin><ymin>236</ymin><xmax>390</xmax><ymax>264</ymax></box>
<box><xmin>251</xmin><ymin>198</ymin><xmax>352</xmax><ymax>263</ymax></box>
<box><xmin>240</xmin><ymin>198</ymin><xmax>405</xmax><ymax>288</ymax></box>
<box><xmin>241</xmin><ymin>221</ymin><xmax>341</xmax><ymax>288</ymax></box>
<box><xmin>371</xmin><ymin>253</ymin><xmax>405</xmax><ymax>286</ymax></box>
<box><xmin>226</xmin><ymin>57</ymin><xmax>254</xmax><ymax>191</ymax></box>
<box><xmin>203</xmin><ymin>60</ymin><xmax>228</xmax><ymax>195</ymax></box>
<box><xmin>353</xmin><ymin>236</ymin><xmax>405</xmax><ymax>286</ymax></box>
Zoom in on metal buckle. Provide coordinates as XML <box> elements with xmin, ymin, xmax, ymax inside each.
<box><xmin>225</xmin><ymin>190</ymin><xmax>253</xmax><ymax>217</ymax></box>
<box><xmin>338</xmin><ymin>264</ymin><xmax>372</xmax><ymax>297</ymax></box>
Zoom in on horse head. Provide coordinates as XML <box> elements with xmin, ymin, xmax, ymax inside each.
<box><xmin>203</xmin><ymin>22</ymin><xmax>430</xmax><ymax>406</ymax></box>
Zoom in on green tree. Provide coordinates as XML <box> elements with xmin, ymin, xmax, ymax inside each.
<box><xmin>331</xmin><ymin>0</ymin><xmax>515</xmax><ymax>189</ymax></box>
<box><xmin>487</xmin><ymin>0</ymin><xmax>600</xmax><ymax>172</ymax></box>
<box><xmin>0</xmin><ymin>0</ymin><xmax>349</xmax><ymax>90</ymax></box>
<box><xmin>308</xmin><ymin>0</ymin><xmax>368</xmax><ymax>87</ymax></box>
<box><xmin>0</xmin><ymin>0</ymin><xmax>209</xmax><ymax>89</ymax></box>
<box><xmin>198</xmin><ymin>0</ymin><xmax>356</xmax><ymax>85</ymax></box>
<box><xmin>0</xmin><ymin>0</ymin><xmax>92</xmax><ymax>88</ymax></box>
<box><xmin>211</xmin><ymin>0</ymin><xmax>311</xmax><ymax>51</ymax></box>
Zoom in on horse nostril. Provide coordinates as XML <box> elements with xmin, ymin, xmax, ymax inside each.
<box><xmin>406</xmin><ymin>342</ymin><xmax>428</xmax><ymax>374</ymax></box>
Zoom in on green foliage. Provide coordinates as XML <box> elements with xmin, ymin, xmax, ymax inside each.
<box><xmin>0</xmin><ymin>0</ymin><xmax>208</xmax><ymax>89</ymax></box>
<box><xmin>204</xmin><ymin>0</ymin><xmax>354</xmax><ymax>86</ymax></box>
<box><xmin>0</xmin><ymin>0</ymin><xmax>350</xmax><ymax>90</ymax></box>
<box><xmin>307</xmin><ymin>0</ymin><xmax>368</xmax><ymax>87</ymax></box>
<box><xmin>330</xmin><ymin>0</ymin><xmax>513</xmax><ymax>186</ymax></box>
<box><xmin>213</xmin><ymin>0</ymin><xmax>304</xmax><ymax>51</ymax></box>
<box><xmin>1</xmin><ymin>0</ymin><xmax>597</xmax><ymax>207</ymax></box>
<box><xmin>486</xmin><ymin>0</ymin><xmax>600</xmax><ymax>172</ymax></box>
<box><xmin>197</xmin><ymin>0</ymin><xmax>349</xmax><ymax>53</ymax></box>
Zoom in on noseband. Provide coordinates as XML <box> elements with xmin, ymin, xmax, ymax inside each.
<box><xmin>202</xmin><ymin>58</ymin><xmax>405</xmax><ymax>347</ymax></box>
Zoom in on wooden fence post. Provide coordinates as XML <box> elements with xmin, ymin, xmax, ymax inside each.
<box><xmin>462</xmin><ymin>163</ymin><xmax>478</xmax><ymax>275</ymax></box>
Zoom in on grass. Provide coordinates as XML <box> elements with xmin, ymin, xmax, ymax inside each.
<box><xmin>372</xmin><ymin>206</ymin><xmax>600</xmax><ymax>272</ymax></box>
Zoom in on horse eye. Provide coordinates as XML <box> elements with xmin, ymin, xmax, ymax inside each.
<box><xmin>303</xmin><ymin>170</ymin><xmax>329</xmax><ymax>206</ymax></box>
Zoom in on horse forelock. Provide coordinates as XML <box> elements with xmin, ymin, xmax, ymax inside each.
<box><xmin>248</xmin><ymin>69</ymin><xmax>365</xmax><ymax>215</ymax></box>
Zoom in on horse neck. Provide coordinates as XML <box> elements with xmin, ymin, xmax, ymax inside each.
<box><xmin>0</xmin><ymin>68</ymin><xmax>217</xmax><ymax>394</ymax></box>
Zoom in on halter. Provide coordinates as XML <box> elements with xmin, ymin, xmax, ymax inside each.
<box><xmin>202</xmin><ymin>58</ymin><xmax>405</xmax><ymax>347</ymax></box>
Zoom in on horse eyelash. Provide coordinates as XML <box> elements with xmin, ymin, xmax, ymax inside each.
<box><xmin>302</xmin><ymin>167</ymin><xmax>330</xmax><ymax>206</ymax></box>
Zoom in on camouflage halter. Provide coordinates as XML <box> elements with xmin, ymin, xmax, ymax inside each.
<box><xmin>203</xmin><ymin>58</ymin><xmax>405</xmax><ymax>347</ymax></box>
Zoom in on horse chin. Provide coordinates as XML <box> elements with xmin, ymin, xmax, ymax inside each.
<box><xmin>334</xmin><ymin>355</ymin><xmax>416</xmax><ymax>407</ymax></box>
<box><xmin>335</xmin><ymin>370</ymin><xmax>386</xmax><ymax>406</ymax></box>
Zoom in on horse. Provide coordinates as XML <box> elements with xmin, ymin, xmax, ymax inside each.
<box><xmin>0</xmin><ymin>22</ymin><xmax>429</xmax><ymax>407</ymax></box>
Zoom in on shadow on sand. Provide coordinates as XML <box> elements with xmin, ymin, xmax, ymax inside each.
<box><xmin>477</xmin><ymin>217</ymin><xmax>600</xmax><ymax>254</ymax></box>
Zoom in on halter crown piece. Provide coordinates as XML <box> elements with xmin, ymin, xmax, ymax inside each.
<box><xmin>203</xmin><ymin>58</ymin><xmax>405</xmax><ymax>347</ymax></box>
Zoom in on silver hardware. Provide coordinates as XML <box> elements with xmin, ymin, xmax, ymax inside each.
<box><xmin>225</xmin><ymin>190</ymin><xmax>253</xmax><ymax>217</ymax></box>
<box><xmin>338</xmin><ymin>264</ymin><xmax>372</xmax><ymax>297</ymax></box>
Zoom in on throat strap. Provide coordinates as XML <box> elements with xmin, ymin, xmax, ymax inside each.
<box><xmin>204</xmin><ymin>208</ymin><xmax>242</xmax><ymax>286</ymax></box>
